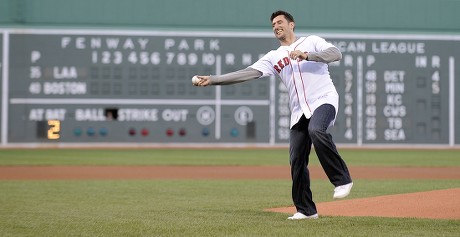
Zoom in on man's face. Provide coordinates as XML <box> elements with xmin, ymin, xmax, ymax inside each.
<box><xmin>272</xmin><ymin>15</ymin><xmax>294</xmax><ymax>40</ymax></box>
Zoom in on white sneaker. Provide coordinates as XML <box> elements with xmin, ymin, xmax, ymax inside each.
<box><xmin>287</xmin><ymin>212</ymin><xmax>319</xmax><ymax>220</ymax></box>
<box><xmin>333</xmin><ymin>182</ymin><xmax>353</xmax><ymax>199</ymax></box>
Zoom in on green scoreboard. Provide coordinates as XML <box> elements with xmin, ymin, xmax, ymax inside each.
<box><xmin>2</xmin><ymin>29</ymin><xmax>459</xmax><ymax>146</ymax></box>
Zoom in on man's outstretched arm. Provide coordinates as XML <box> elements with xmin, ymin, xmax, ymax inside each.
<box><xmin>193</xmin><ymin>67</ymin><xmax>262</xmax><ymax>86</ymax></box>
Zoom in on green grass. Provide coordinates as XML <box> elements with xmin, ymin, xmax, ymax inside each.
<box><xmin>0</xmin><ymin>148</ymin><xmax>459</xmax><ymax>236</ymax></box>
<box><xmin>0</xmin><ymin>148</ymin><xmax>459</xmax><ymax>167</ymax></box>
<box><xmin>1</xmin><ymin>179</ymin><xmax>459</xmax><ymax>237</ymax></box>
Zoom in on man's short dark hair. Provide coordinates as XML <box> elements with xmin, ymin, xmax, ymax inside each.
<box><xmin>270</xmin><ymin>10</ymin><xmax>295</xmax><ymax>23</ymax></box>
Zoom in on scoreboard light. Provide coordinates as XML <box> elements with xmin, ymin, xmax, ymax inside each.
<box><xmin>166</xmin><ymin>128</ymin><xmax>174</xmax><ymax>137</ymax></box>
<box><xmin>73</xmin><ymin>127</ymin><xmax>82</xmax><ymax>136</ymax></box>
<box><xmin>201</xmin><ymin>127</ymin><xmax>210</xmax><ymax>137</ymax></box>
<box><xmin>86</xmin><ymin>127</ymin><xmax>96</xmax><ymax>136</ymax></box>
<box><xmin>178</xmin><ymin>128</ymin><xmax>187</xmax><ymax>136</ymax></box>
<box><xmin>128</xmin><ymin>128</ymin><xmax>136</xmax><ymax>136</ymax></box>
<box><xmin>230</xmin><ymin>128</ymin><xmax>239</xmax><ymax>137</ymax></box>
<box><xmin>141</xmin><ymin>128</ymin><xmax>149</xmax><ymax>136</ymax></box>
<box><xmin>99</xmin><ymin>127</ymin><xmax>108</xmax><ymax>136</ymax></box>
<box><xmin>140</xmin><ymin>128</ymin><xmax>148</xmax><ymax>136</ymax></box>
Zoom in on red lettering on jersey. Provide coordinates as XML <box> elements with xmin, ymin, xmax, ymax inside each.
<box><xmin>277</xmin><ymin>60</ymin><xmax>285</xmax><ymax>70</ymax></box>
<box><xmin>283</xmin><ymin>57</ymin><xmax>290</xmax><ymax>66</ymax></box>
<box><xmin>273</xmin><ymin>57</ymin><xmax>291</xmax><ymax>73</ymax></box>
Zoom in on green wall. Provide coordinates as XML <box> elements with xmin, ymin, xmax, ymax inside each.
<box><xmin>0</xmin><ymin>0</ymin><xmax>15</xmax><ymax>23</ymax></box>
<box><xmin>1</xmin><ymin>0</ymin><xmax>459</xmax><ymax>32</ymax></box>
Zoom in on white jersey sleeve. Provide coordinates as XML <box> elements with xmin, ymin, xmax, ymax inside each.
<box><xmin>308</xmin><ymin>35</ymin><xmax>337</xmax><ymax>52</ymax></box>
<box><xmin>248</xmin><ymin>51</ymin><xmax>278</xmax><ymax>77</ymax></box>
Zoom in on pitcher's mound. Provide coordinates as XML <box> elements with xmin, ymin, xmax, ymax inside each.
<box><xmin>267</xmin><ymin>188</ymin><xmax>460</xmax><ymax>220</ymax></box>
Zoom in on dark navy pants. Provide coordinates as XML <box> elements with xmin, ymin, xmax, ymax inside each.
<box><xmin>289</xmin><ymin>104</ymin><xmax>352</xmax><ymax>216</ymax></box>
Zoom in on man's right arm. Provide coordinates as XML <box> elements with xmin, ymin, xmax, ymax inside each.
<box><xmin>196</xmin><ymin>67</ymin><xmax>263</xmax><ymax>86</ymax></box>
<box><xmin>194</xmin><ymin>51</ymin><xmax>274</xmax><ymax>87</ymax></box>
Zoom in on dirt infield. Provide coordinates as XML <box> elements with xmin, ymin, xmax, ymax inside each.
<box><xmin>1</xmin><ymin>165</ymin><xmax>459</xmax><ymax>220</ymax></box>
<box><xmin>267</xmin><ymin>188</ymin><xmax>460</xmax><ymax>220</ymax></box>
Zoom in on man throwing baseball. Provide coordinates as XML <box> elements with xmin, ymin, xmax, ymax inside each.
<box><xmin>193</xmin><ymin>10</ymin><xmax>353</xmax><ymax>220</ymax></box>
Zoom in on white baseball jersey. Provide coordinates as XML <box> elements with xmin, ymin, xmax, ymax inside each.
<box><xmin>249</xmin><ymin>35</ymin><xmax>339</xmax><ymax>128</ymax></box>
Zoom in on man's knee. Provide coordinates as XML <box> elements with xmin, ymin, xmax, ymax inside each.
<box><xmin>307</xmin><ymin>126</ymin><xmax>325</xmax><ymax>139</ymax></box>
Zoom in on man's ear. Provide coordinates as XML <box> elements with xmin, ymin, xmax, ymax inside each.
<box><xmin>290</xmin><ymin>22</ymin><xmax>295</xmax><ymax>31</ymax></box>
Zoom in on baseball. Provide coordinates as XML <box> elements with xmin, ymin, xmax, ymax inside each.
<box><xmin>192</xmin><ymin>76</ymin><xmax>200</xmax><ymax>85</ymax></box>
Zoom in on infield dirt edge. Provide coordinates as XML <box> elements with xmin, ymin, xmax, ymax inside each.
<box><xmin>266</xmin><ymin>188</ymin><xmax>460</xmax><ymax>220</ymax></box>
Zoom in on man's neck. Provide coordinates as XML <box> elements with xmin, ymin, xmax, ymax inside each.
<box><xmin>279</xmin><ymin>34</ymin><xmax>297</xmax><ymax>46</ymax></box>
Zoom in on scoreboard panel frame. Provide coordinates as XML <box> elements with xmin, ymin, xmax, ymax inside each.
<box><xmin>1</xmin><ymin>28</ymin><xmax>459</xmax><ymax>147</ymax></box>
